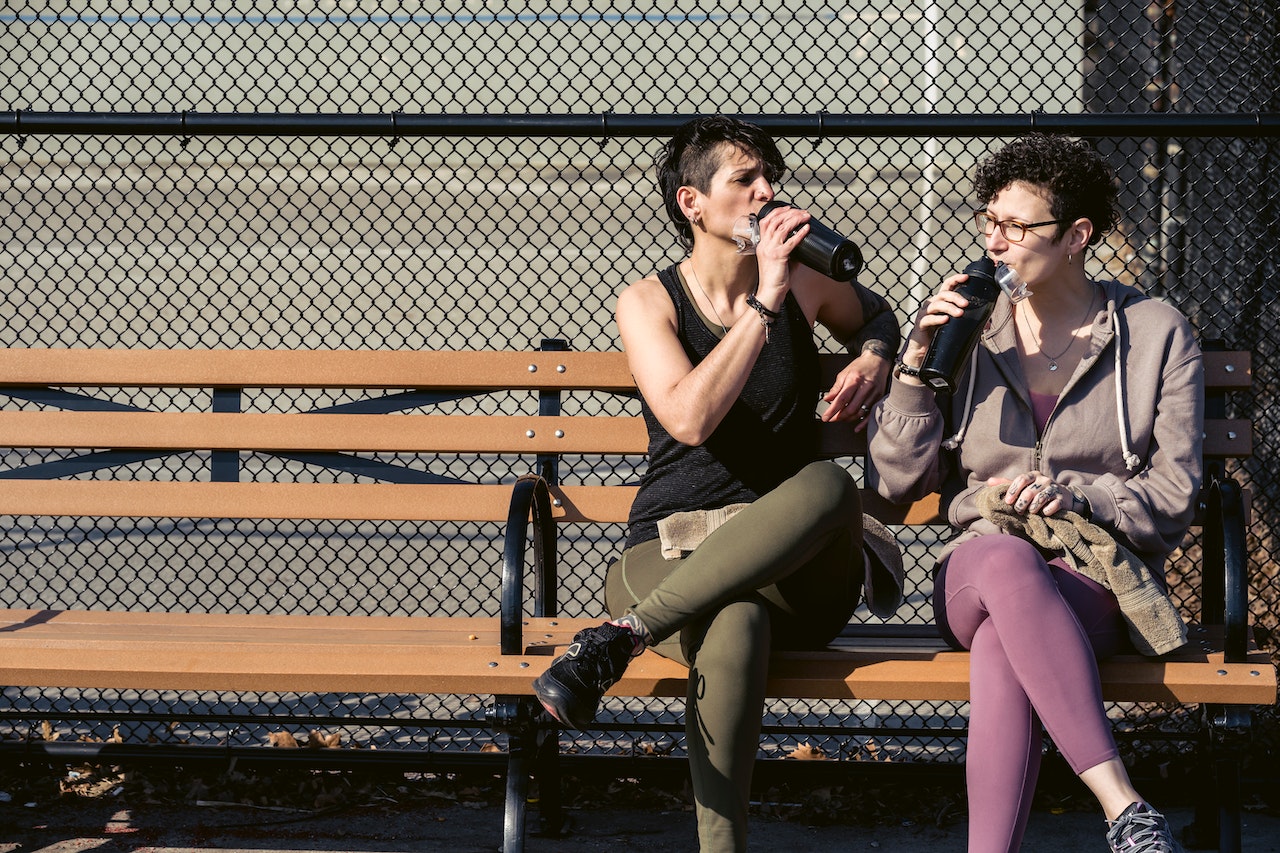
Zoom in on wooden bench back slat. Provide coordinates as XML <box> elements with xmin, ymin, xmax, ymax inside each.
<box><xmin>0</xmin><ymin>348</ymin><xmax>1246</xmax><ymax>391</ymax></box>
<box><xmin>1203</xmin><ymin>349</ymin><xmax>1251</xmax><ymax>388</ymax></box>
<box><xmin>0</xmin><ymin>411</ymin><xmax>652</xmax><ymax>455</ymax></box>
<box><xmin>0</xmin><ymin>479</ymin><xmax>947</xmax><ymax>530</ymax></box>
<box><xmin>0</xmin><ymin>480</ymin><xmax>520</xmax><ymax>522</ymax></box>
<box><xmin>1204</xmin><ymin>418</ymin><xmax>1253</xmax><ymax>458</ymax></box>
<box><xmin>0</xmin><ymin>349</ymin><xmax>638</xmax><ymax>392</ymax></box>
<box><xmin>0</xmin><ymin>411</ymin><xmax>1242</xmax><ymax>460</ymax></box>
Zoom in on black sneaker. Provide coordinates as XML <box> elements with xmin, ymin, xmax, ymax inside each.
<box><xmin>532</xmin><ymin>622</ymin><xmax>638</xmax><ymax>730</ymax></box>
<box><xmin>1106</xmin><ymin>802</ymin><xmax>1182</xmax><ymax>852</ymax></box>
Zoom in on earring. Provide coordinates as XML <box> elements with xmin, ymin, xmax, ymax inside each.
<box><xmin>1067</xmin><ymin>253</ymin><xmax>1074</xmax><ymax>264</ymax></box>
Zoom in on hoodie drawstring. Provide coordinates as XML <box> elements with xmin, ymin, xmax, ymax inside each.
<box><xmin>1113</xmin><ymin>309</ymin><xmax>1142</xmax><ymax>471</ymax></box>
<box><xmin>941</xmin><ymin>353</ymin><xmax>978</xmax><ymax>451</ymax></box>
<box><xmin>941</xmin><ymin>297</ymin><xmax>1142</xmax><ymax>472</ymax></box>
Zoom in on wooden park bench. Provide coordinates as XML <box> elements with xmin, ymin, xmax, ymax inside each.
<box><xmin>0</xmin><ymin>342</ymin><xmax>1272</xmax><ymax>853</ymax></box>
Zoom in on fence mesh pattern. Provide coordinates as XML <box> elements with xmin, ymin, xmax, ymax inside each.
<box><xmin>2</xmin><ymin>1</ymin><xmax>1278</xmax><ymax>770</ymax></box>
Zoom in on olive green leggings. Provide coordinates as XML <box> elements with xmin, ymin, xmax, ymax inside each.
<box><xmin>604</xmin><ymin>461</ymin><xmax>865</xmax><ymax>853</ymax></box>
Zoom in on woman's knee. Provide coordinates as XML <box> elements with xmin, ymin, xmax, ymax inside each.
<box><xmin>945</xmin><ymin>535</ymin><xmax>1050</xmax><ymax>588</ymax></box>
<box><xmin>787</xmin><ymin>460</ymin><xmax>862</xmax><ymax>522</ymax></box>
<box><xmin>683</xmin><ymin>598</ymin><xmax>771</xmax><ymax>673</ymax></box>
<box><xmin>936</xmin><ymin>536</ymin><xmax>1052</xmax><ymax>649</ymax></box>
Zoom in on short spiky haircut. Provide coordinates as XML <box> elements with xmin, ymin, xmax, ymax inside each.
<box><xmin>972</xmin><ymin>133</ymin><xmax>1120</xmax><ymax>247</ymax></box>
<box><xmin>655</xmin><ymin>116</ymin><xmax>787</xmax><ymax>251</ymax></box>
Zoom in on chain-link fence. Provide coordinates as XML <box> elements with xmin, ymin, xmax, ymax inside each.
<box><xmin>2</xmin><ymin>1</ymin><xmax>1277</xmax><ymax>773</ymax></box>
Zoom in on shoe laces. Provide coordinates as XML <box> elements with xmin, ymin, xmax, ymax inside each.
<box><xmin>1108</xmin><ymin>804</ymin><xmax>1176</xmax><ymax>852</ymax></box>
<box><xmin>569</xmin><ymin>623</ymin><xmax>636</xmax><ymax>690</ymax></box>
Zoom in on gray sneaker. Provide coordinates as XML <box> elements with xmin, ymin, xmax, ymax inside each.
<box><xmin>1106</xmin><ymin>802</ymin><xmax>1182</xmax><ymax>852</ymax></box>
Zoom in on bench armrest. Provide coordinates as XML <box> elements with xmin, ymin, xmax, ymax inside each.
<box><xmin>500</xmin><ymin>473</ymin><xmax>557</xmax><ymax>655</ymax></box>
<box><xmin>1201</xmin><ymin>473</ymin><xmax>1251</xmax><ymax>663</ymax></box>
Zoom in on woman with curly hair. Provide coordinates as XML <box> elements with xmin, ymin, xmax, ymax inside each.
<box><xmin>869</xmin><ymin>133</ymin><xmax>1202</xmax><ymax>852</ymax></box>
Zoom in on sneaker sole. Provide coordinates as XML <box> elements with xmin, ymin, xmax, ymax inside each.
<box><xmin>531</xmin><ymin>672</ymin><xmax>593</xmax><ymax>730</ymax></box>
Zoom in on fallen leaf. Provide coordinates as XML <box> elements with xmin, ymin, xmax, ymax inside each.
<box><xmin>786</xmin><ymin>742</ymin><xmax>827</xmax><ymax>760</ymax></box>
<box><xmin>304</xmin><ymin>730</ymin><xmax>340</xmax><ymax>749</ymax></box>
<box><xmin>268</xmin><ymin>731</ymin><xmax>299</xmax><ymax>748</ymax></box>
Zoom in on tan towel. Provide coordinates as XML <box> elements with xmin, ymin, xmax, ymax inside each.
<box><xmin>657</xmin><ymin>504</ymin><xmax>751</xmax><ymax>559</ymax></box>
<box><xmin>976</xmin><ymin>485</ymin><xmax>1187</xmax><ymax>656</ymax></box>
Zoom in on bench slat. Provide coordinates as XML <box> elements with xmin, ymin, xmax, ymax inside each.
<box><xmin>1204</xmin><ymin>418</ymin><xmax>1253</xmax><ymax>458</ymax></box>
<box><xmin>0</xmin><ymin>411</ymin><xmax>651</xmax><ymax>455</ymax></box>
<box><xmin>0</xmin><ymin>348</ymin><xmax>1248</xmax><ymax>392</ymax></box>
<box><xmin>1202</xmin><ymin>349</ymin><xmax>1251</xmax><ymax>388</ymax></box>
<box><xmin>0</xmin><ymin>612</ymin><xmax>1272</xmax><ymax>705</ymax></box>
<box><xmin>0</xmin><ymin>480</ymin><xmax>1000</xmax><ymax>530</ymax></box>
<box><xmin>0</xmin><ymin>480</ymin><xmax>521</xmax><ymax>522</ymax></box>
<box><xmin>0</xmin><ymin>349</ymin><xmax>637</xmax><ymax>392</ymax></box>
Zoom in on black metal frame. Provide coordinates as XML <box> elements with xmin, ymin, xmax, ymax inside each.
<box><xmin>5</xmin><ymin>110</ymin><xmax>1280</xmax><ymax>141</ymax></box>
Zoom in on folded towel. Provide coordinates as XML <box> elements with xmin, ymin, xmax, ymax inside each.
<box><xmin>657</xmin><ymin>504</ymin><xmax>751</xmax><ymax>560</ymax></box>
<box><xmin>976</xmin><ymin>485</ymin><xmax>1186</xmax><ymax>656</ymax></box>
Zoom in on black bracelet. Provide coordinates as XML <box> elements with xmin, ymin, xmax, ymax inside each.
<box><xmin>894</xmin><ymin>359</ymin><xmax>922</xmax><ymax>377</ymax></box>
<box><xmin>745</xmin><ymin>294</ymin><xmax>782</xmax><ymax>319</ymax></box>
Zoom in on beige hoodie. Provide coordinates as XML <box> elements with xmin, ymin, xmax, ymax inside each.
<box><xmin>868</xmin><ymin>279</ymin><xmax>1204</xmax><ymax>579</ymax></box>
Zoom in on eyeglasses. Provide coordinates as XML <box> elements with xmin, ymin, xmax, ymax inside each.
<box><xmin>973</xmin><ymin>211</ymin><xmax>1069</xmax><ymax>243</ymax></box>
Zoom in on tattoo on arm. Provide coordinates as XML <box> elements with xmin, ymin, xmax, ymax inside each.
<box><xmin>847</xmin><ymin>284</ymin><xmax>900</xmax><ymax>361</ymax></box>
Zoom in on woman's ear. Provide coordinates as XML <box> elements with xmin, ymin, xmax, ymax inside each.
<box><xmin>675</xmin><ymin>185</ymin><xmax>700</xmax><ymax>226</ymax></box>
<box><xmin>1068</xmin><ymin>217</ymin><xmax>1094</xmax><ymax>253</ymax></box>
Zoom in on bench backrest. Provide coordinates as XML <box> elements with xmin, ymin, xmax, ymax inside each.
<box><xmin>0</xmin><ymin>345</ymin><xmax>1253</xmax><ymax>624</ymax></box>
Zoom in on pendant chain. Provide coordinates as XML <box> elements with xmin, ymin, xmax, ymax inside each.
<box><xmin>1020</xmin><ymin>287</ymin><xmax>1097</xmax><ymax>372</ymax></box>
<box><xmin>687</xmin><ymin>261</ymin><xmax>730</xmax><ymax>335</ymax></box>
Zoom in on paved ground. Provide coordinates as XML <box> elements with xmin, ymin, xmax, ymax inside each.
<box><xmin>4</xmin><ymin>780</ymin><xmax>1280</xmax><ymax>852</ymax></box>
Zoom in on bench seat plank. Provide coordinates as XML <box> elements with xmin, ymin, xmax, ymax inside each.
<box><xmin>1</xmin><ymin>611</ymin><xmax>1271</xmax><ymax>705</ymax></box>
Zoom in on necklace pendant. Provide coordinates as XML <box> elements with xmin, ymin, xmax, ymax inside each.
<box><xmin>1047</xmin><ymin>360</ymin><xmax>1059</xmax><ymax>372</ymax></box>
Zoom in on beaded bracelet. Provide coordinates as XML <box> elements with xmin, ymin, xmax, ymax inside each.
<box><xmin>745</xmin><ymin>294</ymin><xmax>781</xmax><ymax>319</ymax></box>
<box><xmin>894</xmin><ymin>359</ymin><xmax>923</xmax><ymax>378</ymax></box>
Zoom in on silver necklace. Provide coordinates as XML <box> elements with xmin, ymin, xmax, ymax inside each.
<box><xmin>687</xmin><ymin>261</ymin><xmax>729</xmax><ymax>335</ymax></box>
<box><xmin>1021</xmin><ymin>287</ymin><xmax>1097</xmax><ymax>372</ymax></box>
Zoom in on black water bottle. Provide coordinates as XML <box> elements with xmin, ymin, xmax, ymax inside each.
<box><xmin>919</xmin><ymin>256</ymin><xmax>1000</xmax><ymax>393</ymax></box>
<box><xmin>756</xmin><ymin>200</ymin><xmax>863</xmax><ymax>281</ymax></box>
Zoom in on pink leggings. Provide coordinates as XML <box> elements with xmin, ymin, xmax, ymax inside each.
<box><xmin>935</xmin><ymin>535</ymin><xmax>1129</xmax><ymax>853</ymax></box>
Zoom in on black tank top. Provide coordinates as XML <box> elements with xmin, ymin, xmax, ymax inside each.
<box><xmin>625</xmin><ymin>264</ymin><xmax>821</xmax><ymax>548</ymax></box>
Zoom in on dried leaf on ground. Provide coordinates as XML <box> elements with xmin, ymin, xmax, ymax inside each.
<box><xmin>268</xmin><ymin>731</ymin><xmax>299</xmax><ymax>748</ymax></box>
<box><xmin>786</xmin><ymin>742</ymin><xmax>828</xmax><ymax>760</ymax></box>
<box><xmin>304</xmin><ymin>730</ymin><xmax>341</xmax><ymax>749</ymax></box>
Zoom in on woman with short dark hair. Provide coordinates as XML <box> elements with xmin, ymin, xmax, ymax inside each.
<box><xmin>532</xmin><ymin>115</ymin><xmax>904</xmax><ymax>851</ymax></box>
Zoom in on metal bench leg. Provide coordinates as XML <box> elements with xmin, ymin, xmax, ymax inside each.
<box><xmin>1215</xmin><ymin>754</ymin><xmax>1242</xmax><ymax>853</ymax></box>
<box><xmin>533</xmin><ymin>722</ymin><xmax>568</xmax><ymax>838</ymax></box>
<box><xmin>490</xmin><ymin>695</ymin><xmax>544</xmax><ymax>853</ymax></box>
<box><xmin>503</xmin><ymin>727</ymin><xmax>530</xmax><ymax>853</ymax></box>
<box><xmin>1185</xmin><ymin>704</ymin><xmax>1250</xmax><ymax>852</ymax></box>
